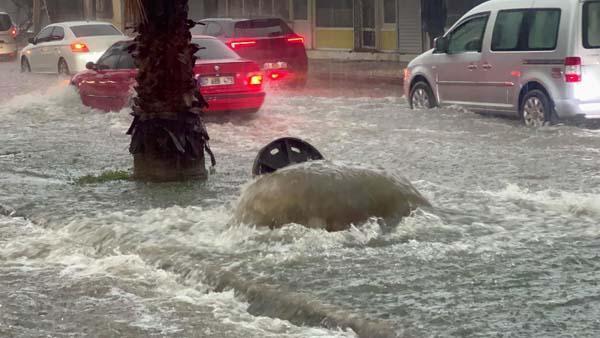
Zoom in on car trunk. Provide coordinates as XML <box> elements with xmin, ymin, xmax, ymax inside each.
<box><xmin>78</xmin><ymin>36</ymin><xmax>126</xmax><ymax>52</ymax></box>
<box><xmin>193</xmin><ymin>59</ymin><xmax>261</xmax><ymax>94</ymax></box>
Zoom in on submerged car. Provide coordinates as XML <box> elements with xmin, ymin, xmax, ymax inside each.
<box><xmin>0</xmin><ymin>12</ymin><xmax>17</xmax><ymax>60</ymax></box>
<box><xmin>194</xmin><ymin>17</ymin><xmax>308</xmax><ymax>87</ymax></box>
<box><xmin>20</xmin><ymin>21</ymin><xmax>125</xmax><ymax>75</ymax></box>
<box><xmin>71</xmin><ymin>36</ymin><xmax>265</xmax><ymax>113</ymax></box>
<box><xmin>405</xmin><ymin>0</ymin><xmax>600</xmax><ymax>126</ymax></box>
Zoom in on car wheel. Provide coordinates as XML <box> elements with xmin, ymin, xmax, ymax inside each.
<box><xmin>520</xmin><ymin>90</ymin><xmax>553</xmax><ymax>127</ymax></box>
<box><xmin>410</xmin><ymin>81</ymin><xmax>436</xmax><ymax>109</ymax></box>
<box><xmin>58</xmin><ymin>59</ymin><xmax>70</xmax><ymax>76</ymax></box>
<box><xmin>21</xmin><ymin>57</ymin><xmax>31</xmax><ymax>73</ymax></box>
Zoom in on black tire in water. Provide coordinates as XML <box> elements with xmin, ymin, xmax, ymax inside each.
<box><xmin>21</xmin><ymin>57</ymin><xmax>31</xmax><ymax>73</ymax></box>
<box><xmin>409</xmin><ymin>81</ymin><xmax>437</xmax><ymax>109</ymax></box>
<box><xmin>58</xmin><ymin>58</ymin><xmax>70</xmax><ymax>75</ymax></box>
<box><xmin>520</xmin><ymin>89</ymin><xmax>553</xmax><ymax>127</ymax></box>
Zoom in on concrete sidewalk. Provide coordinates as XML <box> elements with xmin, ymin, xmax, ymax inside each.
<box><xmin>308</xmin><ymin>59</ymin><xmax>407</xmax><ymax>86</ymax></box>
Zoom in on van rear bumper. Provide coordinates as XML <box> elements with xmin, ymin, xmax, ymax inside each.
<box><xmin>554</xmin><ymin>99</ymin><xmax>600</xmax><ymax>119</ymax></box>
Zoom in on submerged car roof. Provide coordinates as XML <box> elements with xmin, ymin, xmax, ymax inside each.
<box><xmin>51</xmin><ymin>21</ymin><xmax>118</xmax><ymax>28</ymax></box>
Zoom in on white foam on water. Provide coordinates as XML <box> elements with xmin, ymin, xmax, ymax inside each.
<box><xmin>175</xmin><ymin>289</ymin><xmax>358</xmax><ymax>338</ymax></box>
<box><xmin>487</xmin><ymin>183</ymin><xmax>600</xmax><ymax>218</ymax></box>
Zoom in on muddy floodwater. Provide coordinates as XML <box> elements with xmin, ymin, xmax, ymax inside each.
<box><xmin>1</xmin><ymin>60</ymin><xmax>600</xmax><ymax>337</ymax></box>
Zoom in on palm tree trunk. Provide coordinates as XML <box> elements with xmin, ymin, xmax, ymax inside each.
<box><xmin>126</xmin><ymin>0</ymin><xmax>212</xmax><ymax>181</ymax></box>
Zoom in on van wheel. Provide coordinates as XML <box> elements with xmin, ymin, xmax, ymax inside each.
<box><xmin>21</xmin><ymin>57</ymin><xmax>31</xmax><ymax>73</ymax></box>
<box><xmin>410</xmin><ymin>81</ymin><xmax>436</xmax><ymax>109</ymax></box>
<box><xmin>58</xmin><ymin>59</ymin><xmax>70</xmax><ymax>75</ymax></box>
<box><xmin>520</xmin><ymin>90</ymin><xmax>552</xmax><ymax>127</ymax></box>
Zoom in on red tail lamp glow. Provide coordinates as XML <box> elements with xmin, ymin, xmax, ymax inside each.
<box><xmin>286</xmin><ymin>35</ymin><xmax>304</xmax><ymax>44</ymax></box>
<box><xmin>229</xmin><ymin>40</ymin><xmax>257</xmax><ymax>49</ymax></box>
<box><xmin>10</xmin><ymin>26</ymin><xmax>17</xmax><ymax>39</ymax></box>
<box><xmin>248</xmin><ymin>74</ymin><xmax>263</xmax><ymax>86</ymax></box>
<box><xmin>70</xmin><ymin>42</ymin><xmax>90</xmax><ymax>53</ymax></box>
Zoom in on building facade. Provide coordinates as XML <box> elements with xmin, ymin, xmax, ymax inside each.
<box><xmin>187</xmin><ymin>0</ymin><xmax>487</xmax><ymax>61</ymax></box>
<box><xmin>3</xmin><ymin>0</ymin><xmax>486</xmax><ymax>61</ymax></box>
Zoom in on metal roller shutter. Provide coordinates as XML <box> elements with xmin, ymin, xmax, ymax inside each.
<box><xmin>397</xmin><ymin>0</ymin><xmax>423</xmax><ymax>53</ymax></box>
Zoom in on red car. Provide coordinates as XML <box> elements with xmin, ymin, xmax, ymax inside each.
<box><xmin>71</xmin><ymin>36</ymin><xmax>265</xmax><ymax>113</ymax></box>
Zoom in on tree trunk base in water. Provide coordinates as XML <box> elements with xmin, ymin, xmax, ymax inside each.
<box><xmin>129</xmin><ymin>117</ymin><xmax>209</xmax><ymax>182</ymax></box>
<box><xmin>133</xmin><ymin>153</ymin><xmax>206</xmax><ymax>182</ymax></box>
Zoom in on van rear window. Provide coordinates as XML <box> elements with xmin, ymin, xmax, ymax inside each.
<box><xmin>0</xmin><ymin>14</ymin><xmax>12</xmax><ymax>31</ymax></box>
<box><xmin>234</xmin><ymin>19</ymin><xmax>292</xmax><ymax>37</ymax></box>
<box><xmin>583</xmin><ymin>2</ymin><xmax>600</xmax><ymax>48</ymax></box>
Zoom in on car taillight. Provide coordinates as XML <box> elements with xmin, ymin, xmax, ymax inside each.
<box><xmin>227</xmin><ymin>40</ymin><xmax>257</xmax><ymax>49</ymax></box>
<box><xmin>248</xmin><ymin>73</ymin><xmax>263</xmax><ymax>86</ymax></box>
<box><xmin>10</xmin><ymin>26</ymin><xmax>17</xmax><ymax>39</ymax></box>
<box><xmin>287</xmin><ymin>35</ymin><xmax>304</xmax><ymax>44</ymax></box>
<box><xmin>565</xmin><ymin>57</ymin><xmax>581</xmax><ymax>83</ymax></box>
<box><xmin>70</xmin><ymin>42</ymin><xmax>90</xmax><ymax>53</ymax></box>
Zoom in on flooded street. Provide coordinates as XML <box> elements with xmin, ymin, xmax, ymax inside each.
<box><xmin>1</xmin><ymin>58</ymin><xmax>600</xmax><ymax>338</ymax></box>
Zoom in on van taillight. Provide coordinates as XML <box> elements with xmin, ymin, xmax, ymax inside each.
<box><xmin>10</xmin><ymin>26</ymin><xmax>17</xmax><ymax>39</ymax></box>
<box><xmin>565</xmin><ymin>57</ymin><xmax>582</xmax><ymax>83</ymax></box>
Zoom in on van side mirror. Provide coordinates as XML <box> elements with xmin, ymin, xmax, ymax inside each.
<box><xmin>85</xmin><ymin>62</ymin><xmax>96</xmax><ymax>70</ymax></box>
<box><xmin>28</xmin><ymin>37</ymin><xmax>35</xmax><ymax>45</ymax></box>
<box><xmin>433</xmin><ymin>36</ymin><xmax>448</xmax><ymax>54</ymax></box>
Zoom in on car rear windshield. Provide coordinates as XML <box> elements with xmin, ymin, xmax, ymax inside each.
<box><xmin>70</xmin><ymin>24</ymin><xmax>121</xmax><ymax>38</ymax></box>
<box><xmin>0</xmin><ymin>14</ymin><xmax>12</xmax><ymax>31</ymax></box>
<box><xmin>583</xmin><ymin>2</ymin><xmax>600</xmax><ymax>48</ymax></box>
<box><xmin>193</xmin><ymin>38</ymin><xmax>239</xmax><ymax>60</ymax></box>
<box><xmin>234</xmin><ymin>19</ymin><xmax>292</xmax><ymax>37</ymax></box>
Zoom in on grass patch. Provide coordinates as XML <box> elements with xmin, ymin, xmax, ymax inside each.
<box><xmin>76</xmin><ymin>170</ymin><xmax>131</xmax><ymax>185</ymax></box>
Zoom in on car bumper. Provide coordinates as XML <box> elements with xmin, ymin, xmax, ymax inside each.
<box><xmin>0</xmin><ymin>43</ymin><xmax>17</xmax><ymax>57</ymax></box>
<box><xmin>68</xmin><ymin>52</ymin><xmax>105</xmax><ymax>73</ymax></box>
<box><xmin>555</xmin><ymin>99</ymin><xmax>600</xmax><ymax>119</ymax></box>
<box><xmin>203</xmin><ymin>91</ymin><xmax>266</xmax><ymax>113</ymax></box>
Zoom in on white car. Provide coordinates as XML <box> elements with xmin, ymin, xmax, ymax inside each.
<box><xmin>20</xmin><ymin>21</ymin><xmax>125</xmax><ymax>75</ymax></box>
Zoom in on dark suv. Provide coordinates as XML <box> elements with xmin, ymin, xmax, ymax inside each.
<box><xmin>194</xmin><ymin>18</ymin><xmax>308</xmax><ymax>87</ymax></box>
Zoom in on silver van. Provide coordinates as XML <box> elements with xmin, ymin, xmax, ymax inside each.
<box><xmin>0</xmin><ymin>12</ymin><xmax>17</xmax><ymax>60</ymax></box>
<box><xmin>404</xmin><ymin>0</ymin><xmax>600</xmax><ymax>126</ymax></box>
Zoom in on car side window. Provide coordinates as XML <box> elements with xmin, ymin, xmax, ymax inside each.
<box><xmin>491</xmin><ymin>10</ymin><xmax>526</xmax><ymax>51</ymax></box>
<box><xmin>51</xmin><ymin>26</ymin><xmax>65</xmax><ymax>41</ymax></box>
<box><xmin>447</xmin><ymin>14</ymin><xmax>489</xmax><ymax>54</ymax></box>
<box><xmin>35</xmin><ymin>27</ymin><xmax>54</xmax><ymax>44</ymax></box>
<box><xmin>491</xmin><ymin>9</ymin><xmax>560</xmax><ymax>52</ymax></box>
<box><xmin>116</xmin><ymin>50</ymin><xmax>135</xmax><ymax>69</ymax></box>
<box><xmin>97</xmin><ymin>47</ymin><xmax>121</xmax><ymax>69</ymax></box>
<box><xmin>527</xmin><ymin>9</ymin><xmax>561</xmax><ymax>50</ymax></box>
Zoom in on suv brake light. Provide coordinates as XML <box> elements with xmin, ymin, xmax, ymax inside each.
<box><xmin>565</xmin><ymin>57</ymin><xmax>581</xmax><ymax>83</ymax></box>
<box><xmin>228</xmin><ymin>40</ymin><xmax>257</xmax><ymax>49</ymax></box>
<box><xmin>10</xmin><ymin>26</ymin><xmax>17</xmax><ymax>39</ymax></box>
<box><xmin>71</xmin><ymin>42</ymin><xmax>90</xmax><ymax>53</ymax></box>
<box><xmin>287</xmin><ymin>35</ymin><xmax>304</xmax><ymax>44</ymax></box>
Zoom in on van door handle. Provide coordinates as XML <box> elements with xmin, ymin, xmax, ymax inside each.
<box><xmin>482</xmin><ymin>63</ymin><xmax>493</xmax><ymax>70</ymax></box>
<box><xmin>467</xmin><ymin>64</ymin><xmax>478</xmax><ymax>70</ymax></box>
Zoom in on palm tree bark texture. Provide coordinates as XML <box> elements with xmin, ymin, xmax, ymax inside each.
<box><xmin>126</xmin><ymin>0</ymin><xmax>214</xmax><ymax>181</ymax></box>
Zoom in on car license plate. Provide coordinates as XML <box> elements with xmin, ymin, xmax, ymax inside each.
<box><xmin>200</xmin><ymin>76</ymin><xmax>234</xmax><ymax>87</ymax></box>
<box><xmin>264</xmin><ymin>62</ymin><xmax>288</xmax><ymax>70</ymax></box>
